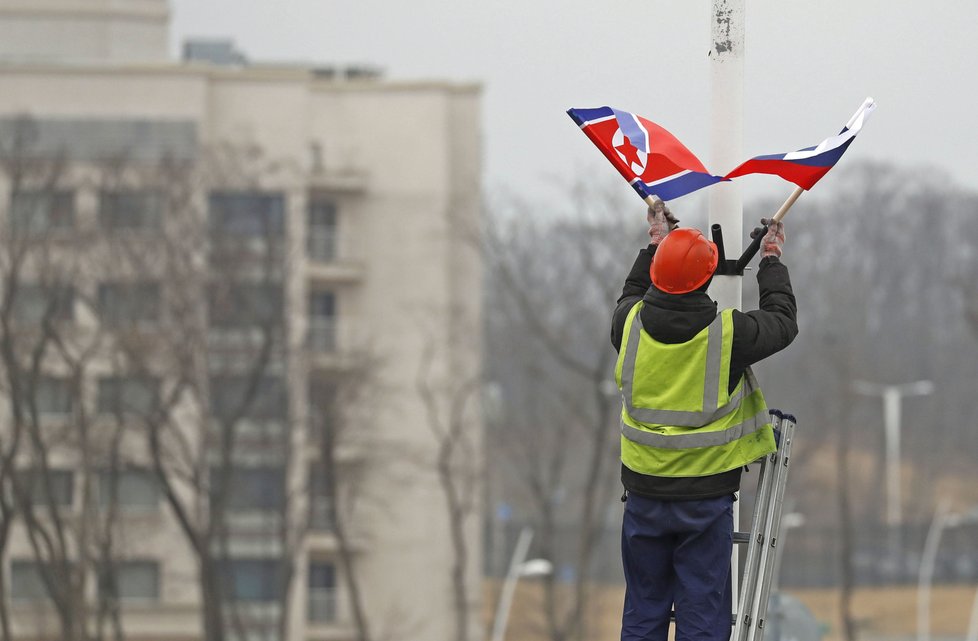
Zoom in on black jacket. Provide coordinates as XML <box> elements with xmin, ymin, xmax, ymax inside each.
<box><xmin>611</xmin><ymin>243</ymin><xmax>798</xmax><ymax>500</ymax></box>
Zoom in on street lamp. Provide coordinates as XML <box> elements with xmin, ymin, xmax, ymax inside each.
<box><xmin>966</xmin><ymin>583</ymin><xmax>978</xmax><ymax>641</ymax></box>
<box><xmin>490</xmin><ymin>527</ymin><xmax>553</xmax><ymax>641</ymax></box>
<box><xmin>917</xmin><ymin>501</ymin><xmax>978</xmax><ymax>641</ymax></box>
<box><xmin>853</xmin><ymin>379</ymin><xmax>934</xmax><ymax>569</ymax></box>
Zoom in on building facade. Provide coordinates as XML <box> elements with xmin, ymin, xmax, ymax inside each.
<box><xmin>0</xmin><ymin>2</ymin><xmax>484</xmax><ymax>640</ymax></box>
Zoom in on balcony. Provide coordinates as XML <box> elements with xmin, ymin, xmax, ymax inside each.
<box><xmin>306</xmin><ymin>231</ymin><xmax>364</xmax><ymax>284</ymax></box>
<box><xmin>308</xmin><ymin>168</ymin><xmax>368</xmax><ymax>194</ymax></box>
<box><xmin>306</xmin><ymin>317</ymin><xmax>358</xmax><ymax>371</ymax></box>
<box><xmin>307</xmin><ymin>316</ymin><xmax>337</xmax><ymax>353</ymax></box>
<box><xmin>307</xmin><ymin>588</ymin><xmax>338</xmax><ymax>624</ymax></box>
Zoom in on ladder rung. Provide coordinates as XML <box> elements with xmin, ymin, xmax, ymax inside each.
<box><xmin>668</xmin><ymin>611</ymin><xmax>738</xmax><ymax>626</ymax></box>
<box><xmin>734</xmin><ymin>531</ymin><xmax>750</xmax><ymax>544</ymax></box>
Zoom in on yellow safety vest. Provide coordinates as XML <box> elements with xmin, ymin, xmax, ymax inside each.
<box><xmin>614</xmin><ymin>302</ymin><xmax>776</xmax><ymax>478</ymax></box>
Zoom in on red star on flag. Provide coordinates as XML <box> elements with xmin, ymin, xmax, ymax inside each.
<box><xmin>615</xmin><ymin>133</ymin><xmax>642</xmax><ymax>168</ymax></box>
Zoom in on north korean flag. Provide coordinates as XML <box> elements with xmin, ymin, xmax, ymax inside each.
<box><xmin>567</xmin><ymin>106</ymin><xmax>723</xmax><ymax>202</ymax></box>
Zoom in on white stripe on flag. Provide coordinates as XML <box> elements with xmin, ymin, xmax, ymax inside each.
<box><xmin>783</xmin><ymin>98</ymin><xmax>876</xmax><ymax>161</ymax></box>
<box><xmin>645</xmin><ymin>170</ymin><xmax>692</xmax><ymax>187</ymax></box>
<box><xmin>580</xmin><ymin>114</ymin><xmax>617</xmax><ymax>128</ymax></box>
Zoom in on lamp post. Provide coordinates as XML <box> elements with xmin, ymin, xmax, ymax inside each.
<box><xmin>917</xmin><ymin>502</ymin><xmax>978</xmax><ymax>641</ymax></box>
<box><xmin>491</xmin><ymin>527</ymin><xmax>553</xmax><ymax>641</ymax></box>
<box><xmin>853</xmin><ymin>379</ymin><xmax>934</xmax><ymax>571</ymax></box>
<box><xmin>966</xmin><ymin>583</ymin><xmax>978</xmax><ymax>641</ymax></box>
<box><xmin>709</xmin><ymin>0</ymin><xmax>746</xmax><ymax>611</ymax></box>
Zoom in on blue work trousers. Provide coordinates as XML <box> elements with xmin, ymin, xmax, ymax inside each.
<box><xmin>621</xmin><ymin>492</ymin><xmax>734</xmax><ymax>641</ymax></box>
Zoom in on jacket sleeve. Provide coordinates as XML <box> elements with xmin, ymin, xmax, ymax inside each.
<box><xmin>730</xmin><ymin>256</ymin><xmax>798</xmax><ymax>369</ymax></box>
<box><xmin>611</xmin><ymin>244</ymin><xmax>656</xmax><ymax>353</ymax></box>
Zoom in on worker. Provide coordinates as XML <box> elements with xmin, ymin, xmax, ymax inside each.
<box><xmin>611</xmin><ymin>202</ymin><xmax>798</xmax><ymax>641</ymax></box>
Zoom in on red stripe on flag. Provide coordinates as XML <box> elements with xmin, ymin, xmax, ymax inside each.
<box><xmin>724</xmin><ymin>159</ymin><xmax>830</xmax><ymax>190</ymax></box>
<box><xmin>635</xmin><ymin>116</ymin><xmax>711</xmax><ymax>178</ymax></box>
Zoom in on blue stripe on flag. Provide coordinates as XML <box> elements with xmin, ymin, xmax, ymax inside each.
<box><xmin>567</xmin><ymin>107</ymin><xmax>614</xmax><ymax>126</ymax></box>
<box><xmin>632</xmin><ymin>172</ymin><xmax>724</xmax><ymax>201</ymax></box>
<box><xmin>785</xmin><ymin>137</ymin><xmax>854</xmax><ymax>167</ymax></box>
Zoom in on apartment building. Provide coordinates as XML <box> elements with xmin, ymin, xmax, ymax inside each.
<box><xmin>0</xmin><ymin>1</ymin><xmax>483</xmax><ymax>640</ymax></box>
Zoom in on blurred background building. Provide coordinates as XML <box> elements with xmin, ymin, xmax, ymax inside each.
<box><xmin>0</xmin><ymin>1</ymin><xmax>483</xmax><ymax>640</ymax></box>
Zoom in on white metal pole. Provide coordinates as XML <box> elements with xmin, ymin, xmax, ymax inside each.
<box><xmin>966</xmin><ymin>584</ymin><xmax>978</xmax><ymax>641</ymax></box>
<box><xmin>709</xmin><ymin>0</ymin><xmax>745</xmax><ymax>622</ymax></box>
<box><xmin>917</xmin><ymin>501</ymin><xmax>952</xmax><ymax>641</ymax></box>
<box><xmin>882</xmin><ymin>388</ymin><xmax>902</xmax><ymax>528</ymax></box>
<box><xmin>855</xmin><ymin>380</ymin><xmax>933</xmax><ymax>574</ymax></box>
<box><xmin>708</xmin><ymin>0</ymin><xmax>745</xmax><ymax>312</ymax></box>
<box><xmin>491</xmin><ymin>527</ymin><xmax>533</xmax><ymax>641</ymax></box>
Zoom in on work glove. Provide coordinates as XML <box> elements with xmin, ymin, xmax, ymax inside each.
<box><xmin>759</xmin><ymin>218</ymin><xmax>785</xmax><ymax>259</ymax></box>
<box><xmin>647</xmin><ymin>201</ymin><xmax>679</xmax><ymax>245</ymax></box>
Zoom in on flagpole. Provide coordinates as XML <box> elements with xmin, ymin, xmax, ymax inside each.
<box><xmin>709</xmin><ymin>0</ymin><xmax>746</xmax><ymax>622</ymax></box>
<box><xmin>772</xmin><ymin>186</ymin><xmax>804</xmax><ymax>222</ymax></box>
<box><xmin>708</xmin><ymin>0</ymin><xmax>745</xmax><ymax>312</ymax></box>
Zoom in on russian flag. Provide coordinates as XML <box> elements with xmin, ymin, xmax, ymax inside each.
<box><xmin>724</xmin><ymin>98</ymin><xmax>876</xmax><ymax>189</ymax></box>
<box><xmin>567</xmin><ymin>106</ymin><xmax>723</xmax><ymax>201</ymax></box>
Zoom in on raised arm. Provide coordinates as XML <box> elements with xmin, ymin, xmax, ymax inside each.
<box><xmin>610</xmin><ymin>203</ymin><xmax>677</xmax><ymax>352</ymax></box>
<box><xmin>730</xmin><ymin>219</ymin><xmax>798</xmax><ymax>369</ymax></box>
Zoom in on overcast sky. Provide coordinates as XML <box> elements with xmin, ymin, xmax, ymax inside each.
<box><xmin>169</xmin><ymin>0</ymin><xmax>978</xmax><ymax>208</ymax></box>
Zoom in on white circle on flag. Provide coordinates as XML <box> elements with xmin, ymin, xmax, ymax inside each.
<box><xmin>613</xmin><ymin>128</ymin><xmax>648</xmax><ymax>175</ymax></box>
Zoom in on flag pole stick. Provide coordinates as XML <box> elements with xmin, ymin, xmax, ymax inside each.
<box><xmin>732</xmin><ymin>185</ymin><xmax>804</xmax><ymax>273</ymax></box>
<box><xmin>772</xmin><ymin>186</ymin><xmax>804</xmax><ymax>223</ymax></box>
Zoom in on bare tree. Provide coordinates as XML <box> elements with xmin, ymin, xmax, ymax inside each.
<box><xmin>92</xmin><ymin>142</ymin><xmax>305</xmax><ymax>641</ymax></box>
<box><xmin>483</xmin><ymin>181</ymin><xmax>640</xmax><ymax>641</ymax></box>
<box><xmin>308</xmin><ymin>355</ymin><xmax>380</xmax><ymax>641</ymax></box>
<box><xmin>0</xmin><ymin>116</ymin><xmax>133</xmax><ymax>641</ymax></box>
<box><xmin>415</xmin><ymin>330</ymin><xmax>482</xmax><ymax>641</ymax></box>
<box><xmin>751</xmin><ymin>161</ymin><xmax>978</xmax><ymax>610</ymax></box>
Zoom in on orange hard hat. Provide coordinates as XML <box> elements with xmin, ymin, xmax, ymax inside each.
<box><xmin>650</xmin><ymin>228</ymin><xmax>719</xmax><ymax>294</ymax></box>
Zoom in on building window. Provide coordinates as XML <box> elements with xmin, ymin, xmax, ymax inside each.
<box><xmin>9</xmin><ymin>191</ymin><xmax>75</xmax><ymax>233</ymax></box>
<box><xmin>208</xmin><ymin>283</ymin><xmax>283</xmax><ymax>329</ymax></box>
<box><xmin>210</xmin><ymin>375</ymin><xmax>287</xmax><ymax>421</ymax></box>
<box><xmin>307</xmin><ymin>199</ymin><xmax>337</xmax><ymax>262</ymax></box>
<box><xmin>97</xmin><ymin>376</ymin><xmax>160</xmax><ymax>416</ymax></box>
<box><xmin>98</xmin><ymin>190</ymin><xmax>162</xmax><ymax>230</ymax></box>
<box><xmin>307</xmin><ymin>562</ymin><xmax>337</xmax><ymax>623</ymax></box>
<box><xmin>11</xmin><ymin>285</ymin><xmax>74</xmax><ymax>323</ymax></box>
<box><xmin>308</xmin><ymin>379</ymin><xmax>341</xmax><ymax>445</ymax></box>
<box><xmin>97</xmin><ymin>282</ymin><xmax>161</xmax><ymax>328</ymax></box>
<box><xmin>22</xmin><ymin>376</ymin><xmax>74</xmax><ymax>416</ymax></box>
<box><xmin>209</xmin><ymin>192</ymin><xmax>285</xmax><ymax>237</ymax></box>
<box><xmin>18</xmin><ymin>469</ymin><xmax>74</xmax><ymax>507</ymax></box>
<box><xmin>211</xmin><ymin>467</ymin><xmax>284</xmax><ymax>512</ymax></box>
<box><xmin>308</xmin><ymin>464</ymin><xmax>335</xmax><ymax>531</ymax></box>
<box><xmin>99</xmin><ymin>561</ymin><xmax>160</xmax><ymax>602</ymax></box>
<box><xmin>222</xmin><ymin>559</ymin><xmax>282</xmax><ymax>602</ymax></box>
<box><xmin>98</xmin><ymin>470</ymin><xmax>159</xmax><ymax>510</ymax></box>
<box><xmin>10</xmin><ymin>561</ymin><xmax>53</xmax><ymax>601</ymax></box>
<box><xmin>308</xmin><ymin>291</ymin><xmax>336</xmax><ymax>352</ymax></box>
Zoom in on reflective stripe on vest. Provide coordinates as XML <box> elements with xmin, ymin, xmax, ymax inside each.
<box><xmin>619</xmin><ymin>306</ymin><xmax>744</xmax><ymax>428</ymax></box>
<box><xmin>620</xmin><ymin>388</ymin><xmax>768</xmax><ymax>449</ymax></box>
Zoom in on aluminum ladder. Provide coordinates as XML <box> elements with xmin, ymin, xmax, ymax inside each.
<box><xmin>731</xmin><ymin>409</ymin><xmax>798</xmax><ymax>641</ymax></box>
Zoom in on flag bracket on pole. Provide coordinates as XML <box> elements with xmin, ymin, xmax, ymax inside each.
<box><xmin>711</xmin><ymin>223</ymin><xmax>767</xmax><ymax>276</ymax></box>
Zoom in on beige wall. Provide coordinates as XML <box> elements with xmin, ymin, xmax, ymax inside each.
<box><xmin>0</xmin><ymin>0</ymin><xmax>170</xmax><ymax>63</ymax></box>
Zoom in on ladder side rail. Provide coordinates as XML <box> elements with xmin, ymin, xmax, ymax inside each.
<box><xmin>731</xmin><ymin>413</ymin><xmax>782</xmax><ymax>641</ymax></box>
<box><xmin>746</xmin><ymin>416</ymin><xmax>797</xmax><ymax>641</ymax></box>
<box><xmin>751</xmin><ymin>417</ymin><xmax>797</xmax><ymax>639</ymax></box>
